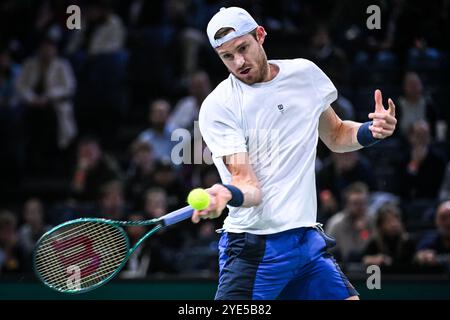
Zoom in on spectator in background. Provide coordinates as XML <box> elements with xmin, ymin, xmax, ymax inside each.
<box><xmin>120</xmin><ymin>213</ymin><xmax>152</xmax><ymax>278</ymax></box>
<box><xmin>331</xmin><ymin>96</ymin><xmax>355</xmax><ymax>122</ymax></box>
<box><xmin>125</xmin><ymin>141</ymin><xmax>155</xmax><ymax>208</ymax></box>
<box><xmin>398</xmin><ymin>120</ymin><xmax>447</xmax><ymax>200</ymax></box>
<box><xmin>0</xmin><ymin>211</ymin><xmax>26</xmax><ymax>274</ymax></box>
<box><xmin>66</xmin><ymin>1</ymin><xmax>127</xmax><ymax>148</ymax></box>
<box><xmin>97</xmin><ymin>180</ymin><xmax>127</xmax><ymax>220</ymax></box>
<box><xmin>326</xmin><ymin>182</ymin><xmax>373</xmax><ymax>263</ymax></box>
<box><xmin>0</xmin><ymin>47</ymin><xmax>20</xmax><ymax>109</ymax></box>
<box><xmin>316</xmin><ymin>100</ymin><xmax>355</xmax><ymax>160</ymax></box>
<box><xmin>121</xmin><ymin>212</ymin><xmax>181</xmax><ymax>277</ymax></box>
<box><xmin>166</xmin><ymin>70</ymin><xmax>212</xmax><ymax>134</ymax></box>
<box><xmin>71</xmin><ymin>136</ymin><xmax>122</xmax><ymax>202</ymax></box>
<box><xmin>0</xmin><ymin>47</ymin><xmax>22</xmax><ymax>196</ymax></box>
<box><xmin>65</xmin><ymin>0</ymin><xmax>125</xmax><ymax>56</ymax></box>
<box><xmin>439</xmin><ymin>163</ymin><xmax>450</xmax><ymax>202</ymax></box>
<box><xmin>307</xmin><ymin>25</ymin><xmax>350</xmax><ymax>87</ymax></box>
<box><xmin>199</xmin><ymin>167</ymin><xmax>221</xmax><ymax>189</ymax></box>
<box><xmin>142</xmin><ymin>188</ymin><xmax>185</xmax><ymax>274</ymax></box>
<box><xmin>17</xmin><ymin>198</ymin><xmax>51</xmax><ymax>269</ymax></box>
<box><xmin>397</xmin><ymin>72</ymin><xmax>442</xmax><ymax>140</ymax></box>
<box><xmin>16</xmin><ymin>38</ymin><xmax>77</xmax><ymax>175</ymax></box>
<box><xmin>362</xmin><ymin>203</ymin><xmax>416</xmax><ymax>273</ymax></box>
<box><xmin>30</xmin><ymin>1</ymin><xmax>65</xmax><ymax>52</ymax></box>
<box><xmin>152</xmin><ymin>160</ymin><xmax>187</xmax><ymax>210</ymax></box>
<box><xmin>415</xmin><ymin>201</ymin><xmax>450</xmax><ymax>273</ymax></box>
<box><xmin>180</xmin><ymin>221</ymin><xmax>219</xmax><ymax>275</ymax></box>
<box><xmin>144</xmin><ymin>188</ymin><xmax>168</xmax><ymax>219</ymax></box>
<box><xmin>317</xmin><ymin>151</ymin><xmax>376</xmax><ymax>221</ymax></box>
<box><xmin>137</xmin><ymin>99</ymin><xmax>174</xmax><ymax>163</ymax></box>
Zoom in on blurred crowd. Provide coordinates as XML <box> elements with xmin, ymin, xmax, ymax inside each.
<box><xmin>0</xmin><ymin>0</ymin><xmax>450</xmax><ymax>278</ymax></box>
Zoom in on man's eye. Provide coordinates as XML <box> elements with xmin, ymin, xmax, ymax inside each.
<box><xmin>239</xmin><ymin>45</ymin><xmax>247</xmax><ymax>53</ymax></box>
<box><xmin>223</xmin><ymin>54</ymin><xmax>232</xmax><ymax>59</ymax></box>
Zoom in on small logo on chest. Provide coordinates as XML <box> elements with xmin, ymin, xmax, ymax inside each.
<box><xmin>277</xmin><ymin>104</ymin><xmax>285</xmax><ymax>114</ymax></box>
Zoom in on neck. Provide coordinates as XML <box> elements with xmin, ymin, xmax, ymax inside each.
<box><xmin>263</xmin><ymin>63</ymin><xmax>278</xmax><ymax>82</ymax></box>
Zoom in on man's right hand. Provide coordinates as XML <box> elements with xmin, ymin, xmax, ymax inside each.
<box><xmin>191</xmin><ymin>184</ymin><xmax>232</xmax><ymax>223</ymax></box>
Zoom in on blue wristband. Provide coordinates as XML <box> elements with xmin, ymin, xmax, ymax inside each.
<box><xmin>221</xmin><ymin>184</ymin><xmax>244</xmax><ymax>207</ymax></box>
<box><xmin>357</xmin><ymin>121</ymin><xmax>380</xmax><ymax>147</ymax></box>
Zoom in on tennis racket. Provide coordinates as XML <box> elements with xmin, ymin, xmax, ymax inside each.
<box><xmin>33</xmin><ymin>205</ymin><xmax>193</xmax><ymax>293</ymax></box>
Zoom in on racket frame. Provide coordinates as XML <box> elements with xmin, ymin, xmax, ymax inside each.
<box><xmin>33</xmin><ymin>218</ymin><xmax>163</xmax><ymax>294</ymax></box>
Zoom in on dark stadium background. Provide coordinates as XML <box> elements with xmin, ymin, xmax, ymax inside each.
<box><xmin>0</xmin><ymin>0</ymin><xmax>450</xmax><ymax>299</ymax></box>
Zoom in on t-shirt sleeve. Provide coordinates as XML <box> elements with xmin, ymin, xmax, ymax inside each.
<box><xmin>307</xmin><ymin>60</ymin><xmax>338</xmax><ymax>112</ymax></box>
<box><xmin>199</xmin><ymin>97</ymin><xmax>247</xmax><ymax>158</ymax></box>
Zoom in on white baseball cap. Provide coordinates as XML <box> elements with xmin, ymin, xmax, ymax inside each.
<box><xmin>206</xmin><ymin>7</ymin><xmax>259</xmax><ymax>48</ymax></box>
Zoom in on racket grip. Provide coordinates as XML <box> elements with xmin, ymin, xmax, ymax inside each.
<box><xmin>161</xmin><ymin>206</ymin><xmax>194</xmax><ymax>226</ymax></box>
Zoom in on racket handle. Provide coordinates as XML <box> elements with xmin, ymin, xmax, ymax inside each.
<box><xmin>161</xmin><ymin>206</ymin><xmax>194</xmax><ymax>226</ymax></box>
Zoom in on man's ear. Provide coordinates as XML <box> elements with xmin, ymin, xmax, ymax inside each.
<box><xmin>256</xmin><ymin>26</ymin><xmax>267</xmax><ymax>44</ymax></box>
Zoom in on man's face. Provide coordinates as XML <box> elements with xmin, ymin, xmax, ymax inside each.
<box><xmin>346</xmin><ymin>192</ymin><xmax>368</xmax><ymax>217</ymax></box>
<box><xmin>149</xmin><ymin>100</ymin><xmax>170</xmax><ymax>127</ymax></box>
<box><xmin>190</xmin><ymin>72</ymin><xmax>211</xmax><ymax>100</ymax></box>
<box><xmin>24</xmin><ymin>199</ymin><xmax>43</xmax><ymax>226</ymax></box>
<box><xmin>78</xmin><ymin>141</ymin><xmax>101</xmax><ymax>166</ymax></box>
<box><xmin>404</xmin><ymin>72</ymin><xmax>423</xmax><ymax>98</ymax></box>
<box><xmin>381</xmin><ymin>212</ymin><xmax>402</xmax><ymax>237</ymax></box>
<box><xmin>39</xmin><ymin>42</ymin><xmax>57</xmax><ymax>62</ymax></box>
<box><xmin>216</xmin><ymin>27</ymin><xmax>268</xmax><ymax>85</ymax></box>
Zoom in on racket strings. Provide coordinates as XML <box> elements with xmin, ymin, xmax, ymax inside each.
<box><xmin>35</xmin><ymin>231</ymin><xmax>126</xmax><ymax>281</ymax></box>
<box><xmin>35</xmin><ymin>221</ymin><xmax>128</xmax><ymax>291</ymax></box>
<box><xmin>35</xmin><ymin>222</ymin><xmax>126</xmax><ymax>272</ymax></box>
<box><xmin>37</xmin><ymin>224</ymin><xmax>127</xmax><ymax>285</ymax></box>
<box><xmin>36</xmin><ymin>226</ymin><xmax>119</xmax><ymax>288</ymax></box>
<box><xmin>36</xmin><ymin>219</ymin><xmax>112</xmax><ymax>244</ymax></box>
<box><xmin>39</xmin><ymin>239</ymin><xmax>127</xmax><ymax>287</ymax></box>
<box><xmin>37</xmin><ymin>233</ymin><xmax>128</xmax><ymax>285</ymax></box>
<box><xmin>35</xmin><ymin>221</ymin><xmax>145</xmax><ymax>280</ymax></box>
<box><xmin>37</xmin><ymin>225</ymin><xmax>127</xmax><ymax>290</ymax></box>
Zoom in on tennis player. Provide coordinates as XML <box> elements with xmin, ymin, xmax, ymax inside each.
<box><xmin>193</xmin><ymin>7</ymin><xmax>397</xmax><ymax>300</ymax></box>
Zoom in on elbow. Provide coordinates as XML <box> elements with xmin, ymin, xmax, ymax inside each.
<box><xmin>254</xmin><ymin>187</ymin><xmax>263</xmax><ymax>206</ymax></box>
<box><xmin>242</xmin><ymin>186</ymin><xmax>263</xmax><ymax>208</ymax></box>
<box><xmin>325</xmin><ymin>139</ymin><xmax>345</xmax><ymax>153</ymax></box>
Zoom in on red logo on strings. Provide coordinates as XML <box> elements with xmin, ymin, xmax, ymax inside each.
<box><xmin>52</xmin><ymin>235</ymin><xmax>101</xmax><ymax>277</ymax></box>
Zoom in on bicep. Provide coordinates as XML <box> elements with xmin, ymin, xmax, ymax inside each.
<box><xmin>318</xmin><ymin>106</ymin><xmax>342</xmax><ymax>150</ymax></box>
<box><xmin>319</xmin><ymin>106</ymin><xmax>362</xmax><ymax>153</ymax></box>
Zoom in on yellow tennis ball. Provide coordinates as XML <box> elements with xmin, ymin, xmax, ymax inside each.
<box><xmin>187</xmin><ymin>188</ymin><xmax>210</xmax><ymax>210</ymax></box>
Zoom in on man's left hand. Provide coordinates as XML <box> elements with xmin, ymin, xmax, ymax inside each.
<box><xmin>368</xmin><ymin>89</ymin><xmax>397</xmax><ymax>139</ymax></box>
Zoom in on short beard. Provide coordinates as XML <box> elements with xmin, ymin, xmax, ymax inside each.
<box><xmin>233</xmin><ymin>48</ymin><xmax>269</xmax><ymax>85</ymax></box>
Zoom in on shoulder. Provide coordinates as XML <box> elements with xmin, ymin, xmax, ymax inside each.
<box><xmin>138</xmin><ymin>129</ymin><xmax>154</xmax><ymax>140</ymax></box>
<box><xmin>53</xmin><ymin>58</ymin><xmax>72</xmax><ymax>69</ymax></box>
<box><xmin>271</xmin><ymin>58</ymin><xmax>318</xmax><ymax>76</ymax></box>
<box><xmin>326</xmin><ymin>212</ymin><xmax>346</xmax><ymax>231</ymax></box>
<box><xmin>21</xmin><ymin>57</ymin><xmax>38</xmax><ymax>70</ymax></box>
<box><xmin>199</xmin><ymin>77</ymin><xmax>235</xmax><ymax>121</ymax></box>
<box><xmin>173</xmin><ymin>96</ymin><xmax>196</xmax><ymax>112</ymax></box>
<box><xmin>108</xmin><ymin>14</ymin><xmax>124</xmax><ymax>27</ymax></box>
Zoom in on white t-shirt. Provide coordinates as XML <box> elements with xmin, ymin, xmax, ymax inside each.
<box><xmin>199</xmin><ymin>58</ymin><xmax>337</xmax><ymax>235</ymax></box>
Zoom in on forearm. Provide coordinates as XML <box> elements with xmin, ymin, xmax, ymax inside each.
<box><xmin>331</xmin><ymin>120</ymin><xmax>364</xmax><ymax>153</ymax></box>
<box><xmin>228</xmin><ymin>179</ymin><xmax>262</xmax><ymax>207</ymax></box>
<box><xmin>223</xmin><ymin>152</ymin><xmax>263</xmax><ymax>207</ymax></box>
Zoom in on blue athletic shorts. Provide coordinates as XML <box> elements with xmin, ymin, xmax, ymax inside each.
<box><xmin>215</xmin><ymin>226</ymin><xmax>359</xmax><ymax>300</ymax></box>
